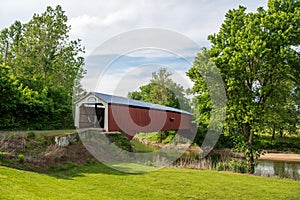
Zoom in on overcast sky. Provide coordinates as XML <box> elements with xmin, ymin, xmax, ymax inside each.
<box><xmin>1</xmin><ymin>0</ymin><xmax>268</xmax><ymax>96</ymax></box>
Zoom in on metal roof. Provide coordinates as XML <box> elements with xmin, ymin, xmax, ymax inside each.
<box><xmin>93</xmin><ymin>92</ymin><xmax>192</xmax><ymax>115</ymax></box>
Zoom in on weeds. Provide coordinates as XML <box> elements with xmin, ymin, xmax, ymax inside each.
<box><xmin>18</xmin><ymin>154</ymin><xmax>25</xmax><ymax>164</ymax></box>
<box><xmin>27</xmin><ymin>131</ymin><xmax>36</xmax><ymax>139</ymax></box>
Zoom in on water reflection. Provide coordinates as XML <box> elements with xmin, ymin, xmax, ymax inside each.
<box><xmin>132</xmin><ymin>139</ymin><xmax>300</xmax><ymax>180</ymax></box>
<box><xmin>255</xmin><ymin>160</ymin><xmax>300</xmax><ymax>180</ymax></box>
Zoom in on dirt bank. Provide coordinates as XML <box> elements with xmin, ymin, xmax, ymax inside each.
<box><xmin>258</xmin><ymin>153</ymin><xmax>300</xmax><ymax>163</ymax></box>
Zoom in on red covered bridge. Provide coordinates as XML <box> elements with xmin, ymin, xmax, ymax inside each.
<box><xmin>74</xmin><ymin>92</ymin><xmax>193</xmax><ymax>139</ymax></box>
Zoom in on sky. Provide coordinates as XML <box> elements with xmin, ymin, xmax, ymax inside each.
<box><xmin>1</xmin><ymin>0</ymin><xmax>268</xmax><ymax>97</ymax></box>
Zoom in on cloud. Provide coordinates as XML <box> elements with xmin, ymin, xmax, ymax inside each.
<box><xmin>93</xmin><ymin>65</ymin><xmax>193</xmax><ymax>97</ymax></box>
<box><xmin>1</xmin><ymin>0</ymin><xmax>267</xmax><ymax>97</ymax></box>
<box><xmin>66</xmin><ymin>0</ymin><xmax>267</xmax><ymax>54</ymax></box>
<box><xmin>1</xmin><ymin>0</ymin><xmax>267</xmax><ymax>55</ymax></box>
<box><xmin>95</xmin><ymin>67</ymin><xmax>152</xmax><ymax>97</ymax></box>
<box><xmin>81</xmin><ymin>53</ymin><xmax>194</xmax><ymax>96</ymax></box>
<box><xmin>69</xmin><ymin>6</ymin><xmax>136</xmax><ymax>36</ymax></box>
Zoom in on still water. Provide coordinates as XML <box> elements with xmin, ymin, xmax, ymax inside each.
<box><xmin>255</xmin><ymin>160</ymin><xmax>300</xmax><ymax>180</ymax></box>
<box><xmin>131</xmin><ymin>140</ymin><xmax>300</xmax><ymax>180</ymax></box>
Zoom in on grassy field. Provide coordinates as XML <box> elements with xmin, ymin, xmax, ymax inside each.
<box><xmin>0</xmin><ymin>163</ymin><xmax>299</xmax><ymax>200</ymax></box>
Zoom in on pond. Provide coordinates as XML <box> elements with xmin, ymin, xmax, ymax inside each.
<box><xmin>255</xmin><ymin>160</ymin><xmax>300</xmax><ymax>180</ymax></box>
<box><xmin>131</xmin><ymin>139</ymin><xmax>300</xmax><ymax>180</ymax></box>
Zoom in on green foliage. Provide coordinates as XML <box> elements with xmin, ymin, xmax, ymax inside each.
<box><xmin>187</xmin><ymin>0</ymin><xmax>300</xmax><ymax>173</ymax></box>
<box><xmin>162</xmin><ymin>133</ymin><xmax>176</xmax><ymax>144</ymax></box>
<box><xmin>8</xmin><ymin>134</ymin><xmax>15</xmax><ymax>139</ymax></box>
<box><xmin>135</xmin><ymin>132</ymin><xmax>160</xmax><ymax>143</ymax></box>
<box><xmin>27</xmin><ymin>131</ymin><xmax>36</xmax><ymax>139</ymax></box>
<box><xmin>0</xmin><ymin>6</ymin><xmax>85</xmax><ymax>130</ymax></box>
<box><xmin>111</xmin><ymin>134</ymin><xmax>133</xmax><ymax>152</ymax></box>
<box><xmin>135</xmin><ymin>131</ymin><xmax>177</xmax><ymax>144</ymax></box>
<box><xmin>214</xmin><ymin>159</ymin><xmax>250</xmax><ymax>173</ymax></box>
<box><xmin>0</xmin><ymin>64</ymin><xmax>21</xmax><ymax>128</ymax></box>
<box><xmin>128</xmin><ymin>68</ymin><xmax>191</xmax><ymax>112</ymax></box>
<box><xmin>17</xmin><ymin>154</ymin><xmax>25</xmax><ymax>164</ymax></box>
<box><xmin>258</xmin><ymin>135</ymin><xmax>300</xmax><ymax>152</ymax></box>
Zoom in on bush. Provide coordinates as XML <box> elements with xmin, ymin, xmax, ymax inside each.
<box><xmin>8</xmin><ymin>134</ymin><xmax>15</xmax><ymax>139</ymax></box>
<box><xmin>112</xmin><ymin>134</ymin><xmax>133</xmax><ymax>151</ymax></box>
<box><xmin>163</xmin><ymin>134</ymin><xmax>175</xmax><ymax>144</ymax></box>
<box><xmin>18</xmin><ymin>154</ymin><xmax>25</xmax><ymax>164</ymax></box>
<box><xmin>27</xmin><ymin>131</ymin><xmax>36</xmax><ymax>138</ymax></box>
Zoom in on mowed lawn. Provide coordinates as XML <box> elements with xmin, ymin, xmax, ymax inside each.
<box><xmin>0</xmin><ymin>164</ymin><xmax>299</xmax><ymax>200</ymax></box>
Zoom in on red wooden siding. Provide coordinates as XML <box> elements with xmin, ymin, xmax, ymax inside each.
<box><xmin>107</xmin><ymin>104</ymin><xmax>192</xmax><ymax>137</ymax></box>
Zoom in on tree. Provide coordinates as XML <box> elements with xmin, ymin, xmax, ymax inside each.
<box><xmin>1</xmin><ymin>5</ymin><xmax>85</xmax><ymax>93</ymax></box>
<box><xmin>128</xmin><ymin>68</ymin><xmax>191</xmax><ymax>112</ymax></box>
<box><xmin>0</xmin><ymin>64</ymin><xmax>21</xmax><ymax>128</ymax></box>
<box><xmin>187</xmin><ymin>0</ymin><xmax>300</xmax><ymax>173</ymax></box>
<box><xmin>0</xmin><ymin>5</ymin><xmax>85</xmax><ymax>129</ymax></box>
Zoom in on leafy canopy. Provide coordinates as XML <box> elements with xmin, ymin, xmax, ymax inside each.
<box><xmin>0</xmin><ymin>5</ymin><xmax>85</xmax><ymax>130</ymax></box>
<box><xmin>187</xmin><ymin>0</ymin><xmax>300</xmax><ymax>173</ymax></box>
<box><xmin>128</xmin><ymin>68</ymin><xmax>191</xmax><ymax>112</ymax></box>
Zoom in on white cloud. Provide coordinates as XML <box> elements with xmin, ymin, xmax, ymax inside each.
<box><xmin>1</xmin><ymin>0</ymin><xmax>267</xmax><ymax>54</ymax></box>
<box><xmin>101</xmin><ymin>6</ymin><xmax>136</xmax><ymax>26</ymax></box>
<box><xmin>69</xmin><ymin>6</ymin><xmax>136</xmax><ymax>36</ymax></box>
<box><xmin>83</xmin><ymin>61</ymin><xmax>194</xmax><ymax>97</ymax></box>
<box><xmin>95</xmin><ymin>66</ymin><xmax>152</xmax><ymax>96</ymax></box>
<box><xmin>1</xmin><ymin>0</ymin><xmax>268</xmax><ymax>97</ymax></box>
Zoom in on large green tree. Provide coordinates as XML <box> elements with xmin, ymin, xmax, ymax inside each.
<box><xmin>187</xmin><ymin>0</ymin><xmax>300</xmax><ymax>173</ymax></box>
<box><xmin>1</xmin><ymin>5</ymin><xmax>85</xmax><ymax>93</ymax></box>
<box><xmin>128</xmin><ymin>68</ymin><xmax>191</xmax><ymax>112</ymax></box>
<box><xmin>0</xmin><ymin>5</ymin><xmax>85</xmax><ymax>129</ymax></box>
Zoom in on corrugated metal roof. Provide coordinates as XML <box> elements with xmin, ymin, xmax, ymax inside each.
<box><xmin>93</xmin><ymin>92</ymin><xmax>191</xmax><ymax>115</ymax></box>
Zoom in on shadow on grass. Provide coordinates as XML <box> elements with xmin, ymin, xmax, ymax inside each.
<box><xmin>45</xmin><ymin>162</ymin><xmax>158</xmax><ymax>179</ymax></box>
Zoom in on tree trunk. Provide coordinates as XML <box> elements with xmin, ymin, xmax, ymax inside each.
<box><xmin>271</xmin><ymin>124</ymin><xmax>275</xmax><ymax>140</ymax></box>
<box><xmin>248</xmin><ymin>131</ymin><xmax>255</xmax><ymax>174</ymax></box>
<box><xmin>279</xmin><ymin>128</ymin><xmax>283</xmax><ymax>138</ymax></box>
<box><xmin>243</xmin><ymin>123</ymin><xmax>255</xmax><ymax>174</ymax></box>
<box><xmin>159</xmin><ymin>131</ymin><xmax>162</xmax><ymax>143</ymax></box>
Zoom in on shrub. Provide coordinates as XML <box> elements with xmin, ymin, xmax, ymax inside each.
<box><xmin>112</xmin><ymin>134</ymin><xmax>133</xmax><ymax>151</ymax></box>
<box><xmin>27</xmin><ymin>131</ymin><xmax>36</xmax><ymax>138</ymax></box>
<box><xmin>65</xmin><ymin>161</ymin><xmax>78</xmax><ymax>169</ymax></box>
<box><xmin>8</xmin><ymin>134</ymin><xmax>15</xmax><ymax>139</ymax></box>
<box><xmin>162</xmin><ymin>134</ymin><xmax>175</xmax><ymax>144</ymax></box>
<box><xmin>18</xmin><ymin>154</ymin><xmax>25</xmax><ymax>164</ymax></box>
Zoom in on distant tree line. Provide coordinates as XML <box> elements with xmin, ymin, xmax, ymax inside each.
<box><xmin>0</xmin><ymin>6</ymin><xmax>85</xmax><ymax>130</ymax></box>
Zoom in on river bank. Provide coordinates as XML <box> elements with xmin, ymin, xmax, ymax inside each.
<box><xmin>259</xmin><ymin>153</ymin><xmax>300</xmax><ymax>163</ymax></box>
<box><xmin>133</xmin><ymin>137</ymin><xmax>300</xmax><ymax>163</ymax></box>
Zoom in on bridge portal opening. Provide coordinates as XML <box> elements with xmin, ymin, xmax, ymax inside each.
<box><xmin>79</xmin><ymin>103</ymin><xmax>105</xmax><ymax>129</ymax></box>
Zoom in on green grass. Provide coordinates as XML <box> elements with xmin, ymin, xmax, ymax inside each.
<box><xmin>0</xmin><ymin>163</ymin><xmax>299</xmax><ymax>199</ymax></box>
<box><xmin>34</xmin><ymin>130</ymin><xmax>76</xmax><ymax>137</ymax></box>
